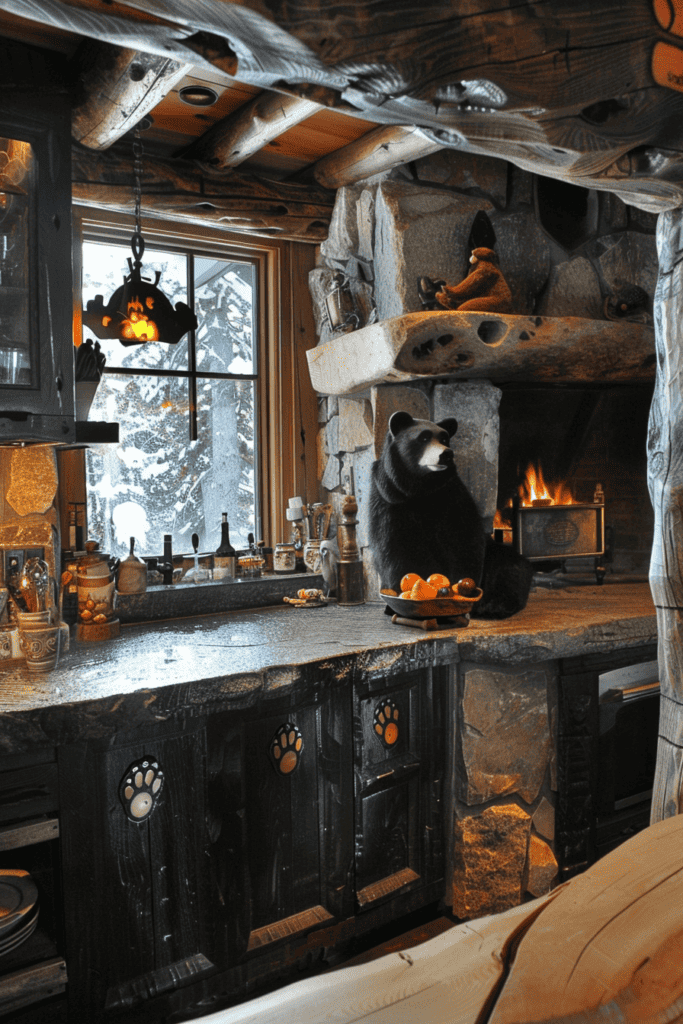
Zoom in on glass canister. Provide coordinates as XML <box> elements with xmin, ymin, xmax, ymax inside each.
<box><xmin>273</xmin><ymin>542</ymin><xmax>296</xmax><ymax>574</ymax></box>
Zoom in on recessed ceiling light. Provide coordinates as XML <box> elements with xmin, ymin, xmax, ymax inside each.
<box><xmin>179</xmin><ymin>86</ymin><xmax>219</xmax><ymax>107</ymax></box>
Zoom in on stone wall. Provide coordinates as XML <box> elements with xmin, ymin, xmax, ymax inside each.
<box><xmin>309</xmin><ymin>150</ymin><xmax>659</xmax><ymax>589</ymax></box>
<box><xmin>451</xmin><ymin>659</ymin><xmax>559</xmax><ymax>918</ymax></box>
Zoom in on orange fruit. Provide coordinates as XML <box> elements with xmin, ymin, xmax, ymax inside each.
<box><xmin>411</xmin><ymin>580</ymin><xmax>438</xmax><ymax>601</ymax></box>
<box><xmin>381</xmin><ymin>588</ymin><xmax>398</xmax><ymax>597</ymax></box>
<box><xmin>400</xmin><ymin>591</ymin><xmax>414</xmax><ymax>600</ymax></box>
<box><xmin>400</xmin><ymin>572</ymin><xmax>422</xmax><ymax>592</ymax></box>
<box><xmin>427</xmin><ymin>573</ymin><xmax>450</xmax><ymax>589</ymax></box>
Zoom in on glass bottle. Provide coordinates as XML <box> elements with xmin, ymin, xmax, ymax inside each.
<box><xmin>214</xmin><ymin>513</ymin><xmax>236</xmax><ymax>580</ymax></box>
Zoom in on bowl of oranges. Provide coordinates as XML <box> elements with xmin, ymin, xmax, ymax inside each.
<box><xmin>380</xmin><ymin>573</ymin><xmax>483</xmax><ymax>619</ymax></box>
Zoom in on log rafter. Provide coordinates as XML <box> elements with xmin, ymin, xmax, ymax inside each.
<box><xmin>70</xmin><ymin>143</ymin><xmax>336</xmax><ymax>241</ymax></box>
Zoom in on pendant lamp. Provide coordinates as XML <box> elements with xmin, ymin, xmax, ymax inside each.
<box><xmin>83</xmin><ymin>124</ymin><xmax>197</xmax><ymax>347</ymax></box>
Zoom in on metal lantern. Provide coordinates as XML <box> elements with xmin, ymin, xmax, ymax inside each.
<box><xmin>82</xmin><ymin>124</ymin><xmax>197</xmax><ymax>347</ymax></box>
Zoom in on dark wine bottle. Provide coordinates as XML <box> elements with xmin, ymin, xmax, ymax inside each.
<box><xmin>215</xmin><ymin>513</ymin><xmax>236</xmax><ymax>580</ymax></box>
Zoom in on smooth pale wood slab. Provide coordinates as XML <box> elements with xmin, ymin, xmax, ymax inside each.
<box><xmin>197</xmin><ymin>894</ymin><xmax>555</xmax><ymax>1024</ymax></box>
<box><xmin>306</xmin><ymin>312</ymin><xmax>655</xmax><ymax>395</ymax></box>
<box><xmin>488</xmin><ymin>814</ymin><xmax>683</xmax><ymax>1024</ymax></box>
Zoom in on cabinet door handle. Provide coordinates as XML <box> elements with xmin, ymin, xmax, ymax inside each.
<box><xmin>376</xmin><ymin>769</ymin><xmax>394</xmax><ymax>780</ymax></box>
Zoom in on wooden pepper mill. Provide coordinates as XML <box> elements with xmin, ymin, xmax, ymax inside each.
<box><xmin>337</xmin><ymin>494</ymin><xmax>364</xmax><ymax>606</ymax></box>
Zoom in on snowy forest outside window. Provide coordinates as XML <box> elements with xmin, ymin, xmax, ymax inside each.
<box><xmin>81</xmin><ymin>237</ymin><xmax>259</xmax><ymax>560</ymax></box>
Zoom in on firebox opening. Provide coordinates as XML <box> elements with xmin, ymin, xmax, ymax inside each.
<box><xmin>496</xmin><ymin>385</ymin><xmax>654</xmax><ymax>576</ymax></box>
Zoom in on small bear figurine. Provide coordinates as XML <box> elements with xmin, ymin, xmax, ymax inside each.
<box><xmin>368</xmin><ymin>411</ymin><xmax>533</xmax><ymax>619</ymax></box>
<box><xmin>419</xmin><ymin>247</ymin><xmax>513</xmax><ymax>314</ymax></box>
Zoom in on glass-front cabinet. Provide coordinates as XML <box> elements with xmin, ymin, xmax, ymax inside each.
<box><xmin>0</xmin><ymin>54</ymin><xmax>74</xmax><ymax>441</ymax></box>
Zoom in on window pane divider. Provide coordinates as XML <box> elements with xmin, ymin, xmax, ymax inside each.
<box><xmin>102</xmin><ymin>366</ymin><xmax>257</xmax><ymax>381</ymax></box>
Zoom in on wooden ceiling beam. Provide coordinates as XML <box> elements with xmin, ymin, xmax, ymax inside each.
<box><xmin>71</xmin><ymin>142</ymin><xmax>335</xmax><ymax>242</ymax></box>
<box><xmin>72</xmin><ymin>40</ymin><xmax>191</xmax><ymax>150</ymax></box>
<box><xmin>313</xmin><ymin>125</ymin><xmax>443</xmax><ymax>189</ymax></box>
<box><xmin>183</xmin><ymin>92</ymin><xmax>321</xmax><ymax>170</ymax></box>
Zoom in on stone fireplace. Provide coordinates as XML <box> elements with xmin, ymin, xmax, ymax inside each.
<box><xmin>307</xmin><ymin>150</ymin><xmax>659</xmax><ymax>915</ymax></box>
<box><xmin>308</xmin><ymin>151</ymin><xmax>657</xmax><ymax>599</ymax></box>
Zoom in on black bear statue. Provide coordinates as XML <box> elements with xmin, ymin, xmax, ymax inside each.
<box><xmin>368</xmin><ymin>411</ymin><xmax>534</xmax><ymax>619</ymax></box>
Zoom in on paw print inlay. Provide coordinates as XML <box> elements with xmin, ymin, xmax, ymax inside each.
<box><xmin>374</xmin><ymin>700</ymin><xmax>400</xmax><ymax>747</ymax></box>
<box><xmin>270</xmin><ymin>723</ymin><xmax>303</xmax><ymax>776</ymax></box>
<box><xmin>119</xmin><ymin>758</ymin><xmax>164</xmax><ymax>822</ymax></box>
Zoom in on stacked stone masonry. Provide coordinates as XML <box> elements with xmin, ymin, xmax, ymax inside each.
<box><xmin>452</xmin><ymin>660</ymin><xmax>559</xmax><ymax>918</ymax></box>
<box><xmin>310</xmin><ymin>149</ymin><xmax>659</xmax><ymax>593</ymax></box>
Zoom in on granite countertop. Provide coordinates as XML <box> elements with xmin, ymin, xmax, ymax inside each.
<box><xmin>0</xmin><ymin>578</ymin><xmax>657</xmax><ymax>750</ymax></box>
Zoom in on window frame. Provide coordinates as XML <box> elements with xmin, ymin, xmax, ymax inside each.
<box><xmin>72</xmin><ymin>207</ymin><xmax>313</xmax><ymax>549</ymax></box>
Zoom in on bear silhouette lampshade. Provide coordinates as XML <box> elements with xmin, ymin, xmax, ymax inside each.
<box><xmin>82</xmin><ymin>235</ymin><xmax>197</xmax><ymax>347</ymax></box>
<box><xmin>82</xmin><ymin>122</ymin><xmax>197</xmax><ymax>347</ymax></box>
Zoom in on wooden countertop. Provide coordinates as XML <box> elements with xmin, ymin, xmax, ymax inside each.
<box><xmin>0</xmin><ymin>579</ymin><xmax>656</xmax><ymax>750</ymax></box>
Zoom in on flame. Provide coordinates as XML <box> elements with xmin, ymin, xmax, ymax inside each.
<box><xmin>120</xmin><ymin>297</ymin><xmax>159</xmax><ymax>342</ymax></box>
<box><xmin>519</xmin><ymin>463</ymin><xmax>574</xmax><ymax>507</ymax></box>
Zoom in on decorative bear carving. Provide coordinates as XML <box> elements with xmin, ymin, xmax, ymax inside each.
<box><xmin>419</xmin><ymin>247</ymin><xmax>513</xmax><ymax>314</ymax></box>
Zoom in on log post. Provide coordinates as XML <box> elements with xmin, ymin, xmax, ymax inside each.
<box><xmin>648</xmin><ymin>209</ymin><xmax>683</xmax><ymax>821</ymax></box>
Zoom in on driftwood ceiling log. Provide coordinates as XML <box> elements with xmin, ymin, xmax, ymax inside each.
<box><xmin>183</xmin><ymin>93</ymin><xmax>321</xmax><ymax>170</ymax></box>
<box><xmin>71</xmin><ymin>143</ymin><xmax>335</xmax><ymax>241</ymax></box>
<box><xmin>71</xmin><ymin>40</ymin><xmax>190</xmax><ymax>150</ymax></box>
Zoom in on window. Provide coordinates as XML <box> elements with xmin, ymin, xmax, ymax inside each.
<box><xmin>74</xmin><ymin>210</ymin><xmax>319</xmax><ymax>563</ymax></box>
<box><xmin>76</xmin><ymin>215</ymin><xmax>272</xmax><ymax>561</ymax></box>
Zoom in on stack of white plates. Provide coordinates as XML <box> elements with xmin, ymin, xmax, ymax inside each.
<box><xmin>0</xmin><ymin>870</ymin><xmax>39</xmax><ymax>957</ymax></box>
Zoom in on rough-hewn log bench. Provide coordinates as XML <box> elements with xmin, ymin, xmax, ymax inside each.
<box><xmin>200</xmin><ymin>814</ymin><xmax>683</xmax><ymax>1024</ymax></box>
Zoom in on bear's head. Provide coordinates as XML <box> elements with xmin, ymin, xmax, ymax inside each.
<box><xmin>469</xmin><ymin>246</ymin><xmax>498</xmax><ymax>266</ymax></box>
<box><xmin>378</xmin><ymin>412</ymin><xmax>459</xmax><ymax>497</ymax></box>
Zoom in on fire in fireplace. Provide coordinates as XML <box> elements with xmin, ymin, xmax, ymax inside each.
<box><xmin>495</xmin><ymin>462</ymin><xmax>606</xmax><ymax>582</ymax></box>
<box><xmin>495</xmin><ymin>385</ymin><xmax>653</xmax><ymax>578</ymax></box>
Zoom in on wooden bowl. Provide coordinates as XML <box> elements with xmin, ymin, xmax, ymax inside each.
<box><xmin>380</xmin><ymin>587</ymin><xmax>482</xmax><ymax>619</ymax></box>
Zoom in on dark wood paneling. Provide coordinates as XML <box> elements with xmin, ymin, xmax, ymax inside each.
<box><xmin>0</xmin><ymin>763</ymin><xmax>58</xmax><ymax>824</ymax></box>
<box><xmin>317</xmin><ymin>680</ymin><xmax>354</xmax><ymax>921</ymax></box>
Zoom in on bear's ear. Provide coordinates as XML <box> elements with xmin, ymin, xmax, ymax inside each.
<box><xmin>389</xmin><ymin>411</ymin><xmax>415</xmax><ymax>437</ymax></box>
<box><xmin>437</xmin><ymin>417</ymin><xmax>458</xmax><ymax>438</ymax></box>
<box><xmin>472</xmin><ymin>247</ymin><xmax>497</xmax><ymax>262</ymax></box>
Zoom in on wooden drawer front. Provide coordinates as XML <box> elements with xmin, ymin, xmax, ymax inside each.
<box><xmin>0</xmin><ymin>763</ymin><xmax>59</xmax><ymax>824</ymax></box>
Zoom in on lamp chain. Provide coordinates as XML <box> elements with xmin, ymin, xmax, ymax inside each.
<box><xmin>131</xmin><ymin>124</ymin><xmax>144</xmax><ymax>263</ymax></box>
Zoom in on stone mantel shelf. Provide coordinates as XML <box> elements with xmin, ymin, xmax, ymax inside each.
<box><xmin>306</xmin><ymin>311</ymin><xmax>656</xmax><ymax>396</ymax></box>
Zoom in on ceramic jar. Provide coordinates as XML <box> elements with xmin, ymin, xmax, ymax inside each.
<box><xmin>77</xmin><ymin>541</ymin><xmax>119</xmax><ymax>638</ymax></box>
<box><xmin>303</xmin><ymin>540</ymin><xmax>322</xmax><ymax>574</ymax></box>
<box><xmin>117</xmin><ymin>537</ymin><xmax>147</xmax><ymax>595</ymax></box>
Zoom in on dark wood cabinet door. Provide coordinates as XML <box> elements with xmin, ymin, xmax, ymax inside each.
<box><xmin>206</xmin><ymin>682</ymin><xmax>353</xmax><ymax>964</ymax></box>
<box><xmin>352</xmin><ymin>666</ymin><xmax>447</xmax><ymax>911</ymax></box>
<box><xmin>58</xmin><ymin>717</ymin><xmax>208</xmax><ymax>1019</ymax></box>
